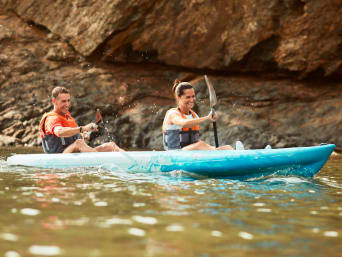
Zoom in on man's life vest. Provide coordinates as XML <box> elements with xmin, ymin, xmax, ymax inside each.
<box><xmin>39</xmin><ymin>111</ymin><xmax>80</xmax><ymax>154</ymax></box>
<box><xmin>162</xmin><ymin>108</ymin><xmax>200</xmax><ymax>150</ymax></box>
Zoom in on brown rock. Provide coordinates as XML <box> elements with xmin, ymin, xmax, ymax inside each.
<box><xmin>0</xmin><ymin>135</ymin><xmax>20</xmax><ymax>146</ymax></box>
<box><xmin>2</xmin><ymin>0</ymin><xmax>341</xmax><ymax>76</ymax></box>
<box><xmin>275</xmin><ymin>0</ymin><xmax>342</xmax><ymax>77</ymax></box>
<box><xmin>2</xmin><ymin>0</ymin><xmax>156</xmax><ymax>56</ymax></box>
<box><xmin>0</xmin><ymin>23</ymin><xmax>14</xmax><ymax>40</ymax></box>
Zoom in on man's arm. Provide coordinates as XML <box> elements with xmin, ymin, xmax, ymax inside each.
<box><xmin>54</xmin><ymin>123</ymin><xmax>97</xmax><ymax>137</ymax></box>
<box><xmin>54</xmin><ymin>126</ymin><xmax>81</xmax><ymax>137</ymax></box>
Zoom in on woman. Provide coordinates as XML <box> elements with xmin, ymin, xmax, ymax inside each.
<box><xmin>162</xmin><ymin>79</ymin><xmax>234</xmax><ymax>150</ymax></box>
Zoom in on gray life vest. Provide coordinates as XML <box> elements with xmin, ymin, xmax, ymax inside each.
<box><xmin>162</xmin><ymin>108</ymin><xmax>200</xmax><ymax>150</ymax></box>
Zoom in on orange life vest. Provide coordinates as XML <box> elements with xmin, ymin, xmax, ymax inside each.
<box><xmin>39</xmin><ymin>111</ymin><xmax>80</xmax><ymax>153</ymax></box>
<box><xmin>39</xmin><ymin>111</ymin><xmax>78</xmax><ymax>138</ymax></box>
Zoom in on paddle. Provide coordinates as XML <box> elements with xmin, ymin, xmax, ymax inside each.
<box><xmin>93</xmin><ymin>109</ymin><xmax>121</xmax><ymax>147</ymax></box>
<box><xmin>204</xmin><ymin>75</ymin><xmax>219</xmax><ymax>148</ymax></box>
<box><xmin>87</xmin><ymin>109</ymin><xmax>105</xmax><ymax>141</ymax></box>
<box><xmin>95</xmin><ymin>108</ymin><xmax>104</xmax><ymax>125</ymax></box>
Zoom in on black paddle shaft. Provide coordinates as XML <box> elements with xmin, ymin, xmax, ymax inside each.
<box><xmin>211</xmin><ymin>108</ymin><xmax>219</xmax><ymax>148</ymax></box>
<box><xmin>213</xmin><ymin>121</ymin><xmax>219</xmax><ymax>148</ymax></box>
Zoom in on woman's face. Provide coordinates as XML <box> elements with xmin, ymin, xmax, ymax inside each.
<box><xmin>178</xmin><ymin>88</ymin><xmax>195</xmax><ymax>110</ymax></box>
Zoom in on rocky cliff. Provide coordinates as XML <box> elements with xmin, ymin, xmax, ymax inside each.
<box><xmin>0</xmin><ymin>0</ymin><xmax>341</xmax><ymax>151</ymax></box>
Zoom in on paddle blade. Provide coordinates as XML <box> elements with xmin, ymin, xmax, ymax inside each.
<box><xmin>204</xmin><ymin>75</ymin><xmax>217</xmax><ymax>107</ymax></box>
<box><xmin>96</xmin><ymin>109</ymin><xmax>103</xmax><ymax>125</ymax></box>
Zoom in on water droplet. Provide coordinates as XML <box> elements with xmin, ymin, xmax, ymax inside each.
<box><xmin>239</xmin><ymin>231</ymin><xmax>254</xmax><ymax>240</ymax></box>
<box><xmin>5</xmin><ymin>251</ymin><xmax>20</xmax><ymax>257</ymax></box>
<box><xmin>94</xmin><ymin>201</ymin><xmax>108</xmax><ymax>207</ymax></box>
<box><xmin>166</xmin><ymin>224</ymin><xmax>184</xmax><ymax>232</ymax></box>
<box><xmin>103</xmin><ymin>217</ymin><xmax>132</xmax><ymax>225</ymax></box>
<box><xmin>20</xmin><ymin>208</ymin><xmax>40</xmax><ymax>216</ymax></box>
<box><xmin>312</xmin><ymin>228</ymin><xmax>320</xmax><ymax>233</ymax></box>
<box><xmin>128</xmin><ymin>228</ymin><xmax>145</xmax><ymax>237</ymax></box>
<box><xmin>324</xmin><ymin>231</ymin><xmax>338</xmax><ymax>237</ymax></box>
<box><xmin>28</xmin><ymin>245</ymin><xmax>61</xmax><ymax>256</ymax></box>
<box><xmin>257</xmin><ymin>208</ymin><xmax>271</xmax><ymax>213</ymax></box>
<box><xmin>35</xmin><ymin>192</ymin><xmax>44</xmax><ymax>197</ymax></box>
<box><xmin>253</xmin><ymin>203</ymin><xmax>265</xmax><ymax>207</ymax></box>
<box><xmin>211</xmin><ymin>230</ymin><xmax>222</xmax><ymax>237</ymax></box>
<box><xmin>0</xmin><ymin>233</ymin><xmax>18</xmax><ymax>241</ymax></box>
<box><xmin>132</xmin><ymin>216</ymin><xmax>157</xmax><ymax>225</ymax></box>
<box><xmin>133</xmin><ymin>203</ymin><xmax>145</xmax><ymax>207</ymax></box>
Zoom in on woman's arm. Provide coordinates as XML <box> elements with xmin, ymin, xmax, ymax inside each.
<box><xmin>169</xmin><ymin>112</ymin><xmax>216</xmax><ymax>128</ymax></box>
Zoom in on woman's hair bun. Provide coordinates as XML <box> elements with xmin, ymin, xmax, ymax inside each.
<box><xmin>172</xmin><ymin>79</ymin><xmax>193</xmax><ymax>97</ymax></box>
<box><xmin>172</xmin><ymin>79</ymin><xmax>181</xmax><ymax>93</ymax></box>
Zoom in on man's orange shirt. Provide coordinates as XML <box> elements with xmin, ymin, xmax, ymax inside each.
<box><xmin>43</xmin><ymin>112</ymin><xmax>78</xmax><ymax>136</ymax></box>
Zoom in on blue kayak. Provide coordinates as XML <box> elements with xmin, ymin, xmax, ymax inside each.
<box><xmin>7</xmin><ymin>144</ymin><xmax>335</xmax><ymax>179</ymax></box>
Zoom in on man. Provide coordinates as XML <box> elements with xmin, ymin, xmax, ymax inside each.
<box><xmin>39</xmin><ymin>86</ymin><xmax>122</xmax><ymax>153</ymax></box>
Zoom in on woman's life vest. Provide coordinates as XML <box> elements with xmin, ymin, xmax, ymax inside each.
<box><xmin>39</xmin><ymin>111</ymin><xmax>81</xmax><ymax>154</ymax></box>
<box><xmin>162</xmin><ymin>108</ymin><xmax>200</xmax><ymax>150</ymax></box>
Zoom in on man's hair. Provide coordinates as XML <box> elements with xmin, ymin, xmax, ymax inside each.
<box><xmin>52</xmin><ymin>86</ymin><xmax>69</xmax><ymax>99</ymax></box>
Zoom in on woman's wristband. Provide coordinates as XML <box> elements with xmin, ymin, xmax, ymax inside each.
<box><xmin>79</xmin><ymin>126</ymin><xmax>83</xmax><ymax>133</ymax></box>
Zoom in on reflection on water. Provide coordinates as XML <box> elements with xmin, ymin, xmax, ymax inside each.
<box><xmin>0</xmin><ymin>148</ymin><xmax>341</xmax><ymax>257</ymax></box>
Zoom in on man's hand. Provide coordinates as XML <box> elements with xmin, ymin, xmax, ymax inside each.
<box><xmin>82</xmin><ymin>123</ymin><xmax>98</xmax><ymax>133</ymax></box>
<box><xmin>82</xmin><ymin>132</ymin><xmax>91</xmax><ymax>141</ymax></box>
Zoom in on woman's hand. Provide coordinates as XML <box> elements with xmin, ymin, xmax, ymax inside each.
<box><xmin>207</xmin><ymin>111</ymin><xmax>218</xmax><ymax>122</ymax></box>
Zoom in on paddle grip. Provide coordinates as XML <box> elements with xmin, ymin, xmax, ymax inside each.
<box><xmin>211</xmin><ymin>108</ymin><xmax>215</xmax><ymax>116</ymax></box>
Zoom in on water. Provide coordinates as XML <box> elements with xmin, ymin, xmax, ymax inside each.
<box><xmin>0</xmin><ymin>147</ymin><xmax>341</xmax><ymax>257</ymax></box>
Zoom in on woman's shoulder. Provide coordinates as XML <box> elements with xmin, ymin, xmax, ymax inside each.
<box><xmin>166</xmin><ymin>108</ymin><xmax>180</xmax><ymax>115</ymax></box>
<box><xmin>190</xmin><ymin>109</ymin><xmax>199</xmax><ymax>118</ymax></box>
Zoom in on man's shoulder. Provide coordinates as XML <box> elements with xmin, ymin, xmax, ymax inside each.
<box><xmin>42</xmin><ymin>114</ymin><xmax>63</xmax><ymax>135</ymax></box>
<box><xmin>45</xmin><ymin>115</ymin><xmax>63</xmax><ymax>128</ymax></box>
<box><xmin>45</xmin><ymin>115</ymin><xmax>59</xmax><ymax>122</ymax></box>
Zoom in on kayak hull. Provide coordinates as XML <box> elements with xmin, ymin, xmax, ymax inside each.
<box><xmin>7</xmin><ymin>144</ymin><xmax>335</xmax><ymax>179</ymax></box>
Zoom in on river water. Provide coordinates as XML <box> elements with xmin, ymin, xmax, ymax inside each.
<box><xmin>0</xmin><ymin>147</ymin><xmax>341</xmax><ymax>257</ymax></box>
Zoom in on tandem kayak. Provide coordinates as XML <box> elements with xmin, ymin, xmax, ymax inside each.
<box><xmin>7</xmin><ymin>144</ymin><xmax>335</xmax><ymax>179</ymax></box>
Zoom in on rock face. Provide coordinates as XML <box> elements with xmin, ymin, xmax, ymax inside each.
<box><xmin>0</xmin><ymin>1</ymin><xmax>341</xmax><ymax>151</ymax></box>
<box><xmin>2</xmin><ymin>0</ymin><xmax>342</xmax><ymax>76</ymax></box>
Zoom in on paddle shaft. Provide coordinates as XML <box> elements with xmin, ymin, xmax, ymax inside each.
<box><xmin>211</xmin><ymin>108</ymin><xmax>219</xmax><ymax>148</ymax></box>
<box><xmin>204</xmin><ymin>75</ymin><xmax>219</xmax><ymax>148</ymax></box>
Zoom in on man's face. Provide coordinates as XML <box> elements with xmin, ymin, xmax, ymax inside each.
<box><xmin>52</xmin><ymin>93</ymin><xmax>71</xmax><ymax>115</ymax></box>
